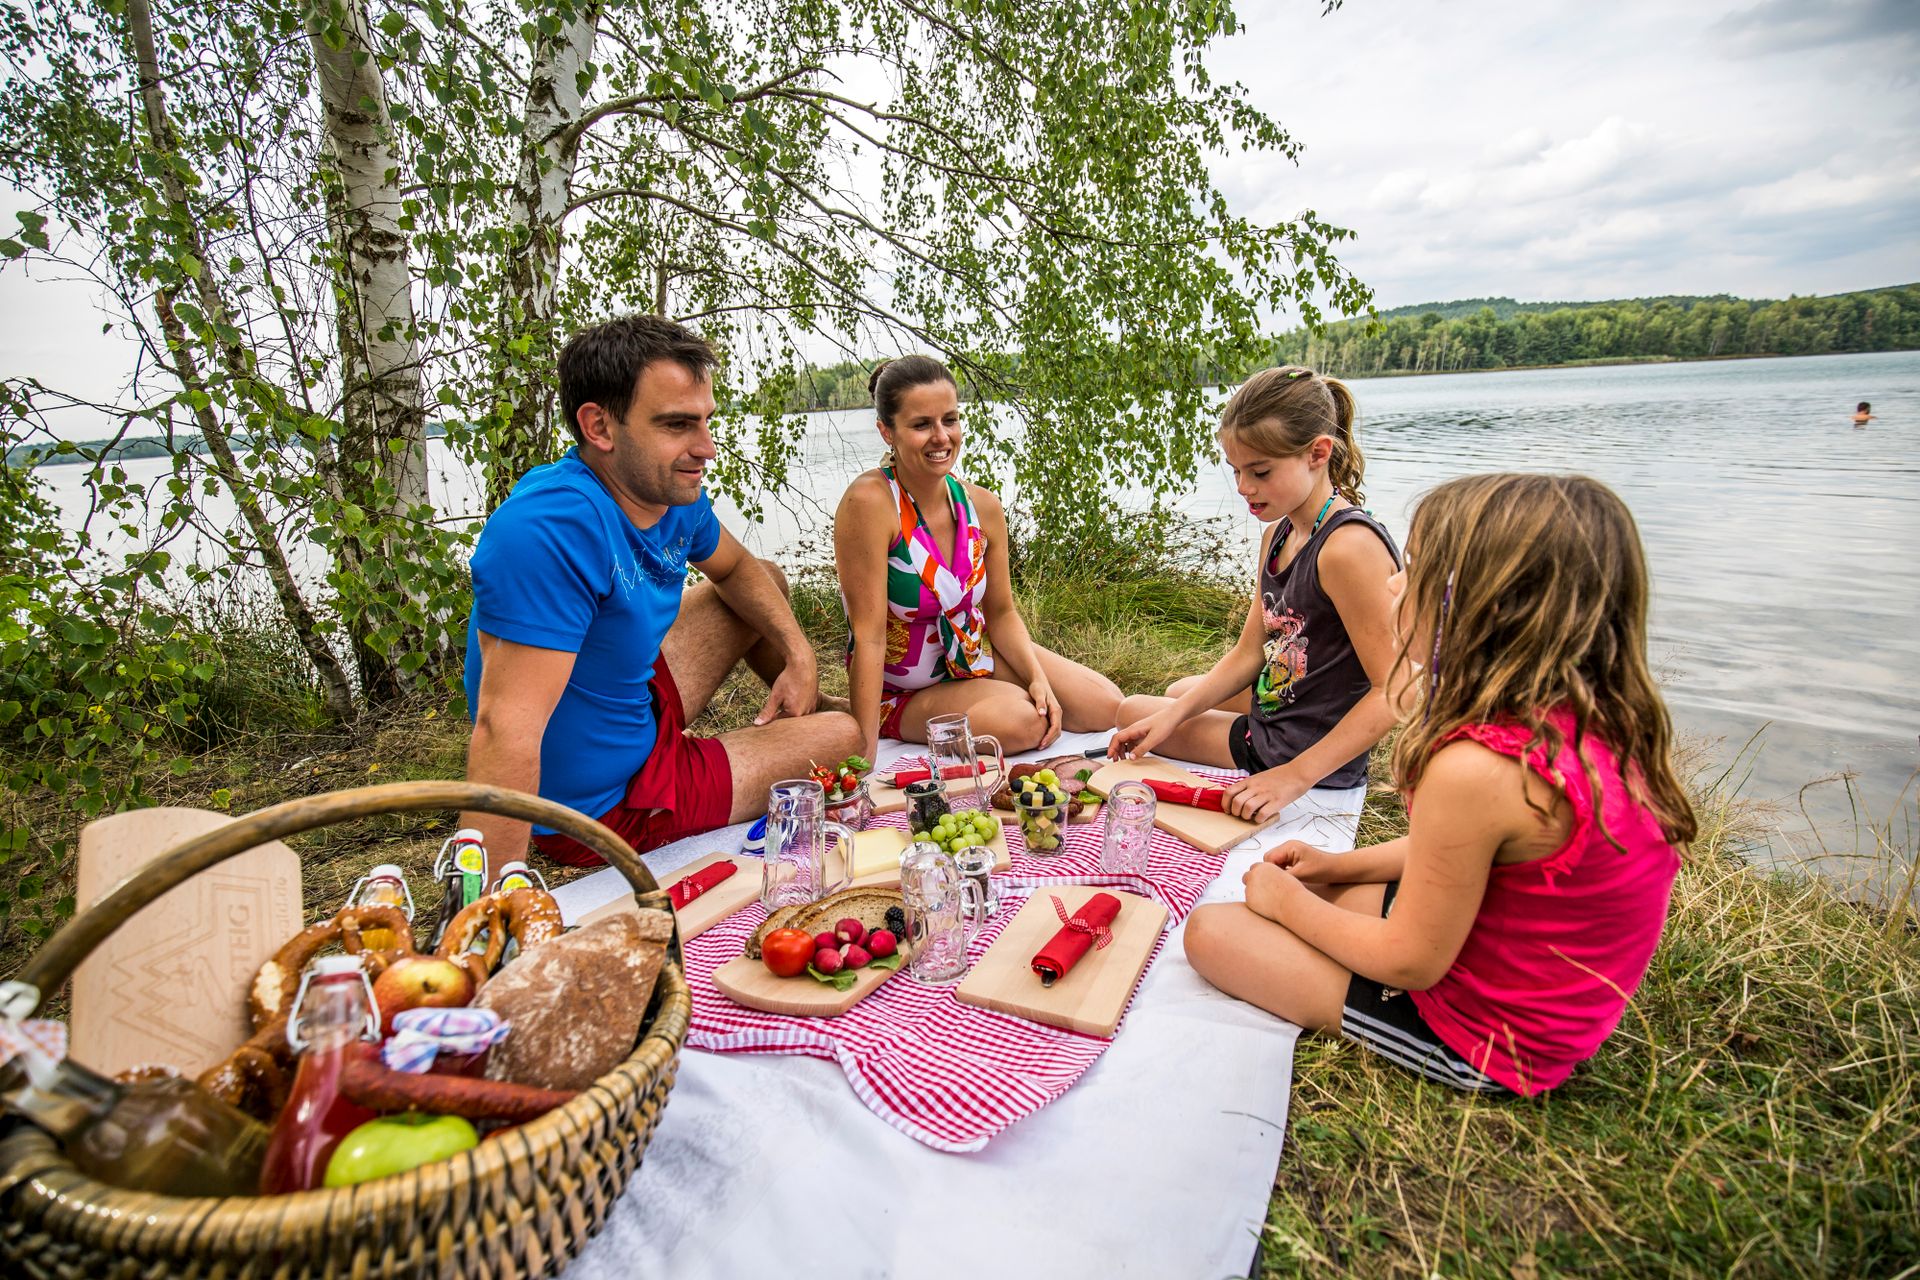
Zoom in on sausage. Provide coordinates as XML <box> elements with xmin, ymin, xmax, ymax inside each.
<box><xmin>338</xmin><ymin>1056</ymin><xmax>577</xmax><ymax>1123</ymax></box>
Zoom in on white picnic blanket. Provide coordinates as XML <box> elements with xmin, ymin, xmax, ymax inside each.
<box><xmin>552</xmin><ymin>732</ymin><xmax>1365</xmax><ymax>1280</ymax></box>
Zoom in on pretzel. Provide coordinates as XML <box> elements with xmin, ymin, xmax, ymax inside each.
<box><xmin>197</xmin><ymin>1029</ymin><xmax>292</xmax><ymax>1120</ymax></box>
<box><xmin>434</xmin><ymin>888</ymin><xmax>565</xmax><ymax>985</ymax></box>
<box><xmin>199</xmin><ymin>902</ymin><xmax>416</xmax><ymax>1121</ymax></box>
<box><xmin>248</xmin><ymin>904</ymin><xmax>415</xmax><ymax>1029</ymax></box>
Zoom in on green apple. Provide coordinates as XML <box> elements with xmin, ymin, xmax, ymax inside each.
<box><xmin>323</xmin><ymin>1112</ymin><xmax>478</xmax><ymax>1187</ymax></box>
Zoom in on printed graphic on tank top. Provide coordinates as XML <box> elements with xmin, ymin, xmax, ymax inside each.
<box><xmin>1245</xmin><ymin>506</ymin><xmax>1401</xmax><ymax>789</ymax></box>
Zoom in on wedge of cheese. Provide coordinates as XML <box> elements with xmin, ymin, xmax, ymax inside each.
<box><xmin>848</xmin><ymin>827</ymin><xmax>909</xmax><ymax>880</ymax></box>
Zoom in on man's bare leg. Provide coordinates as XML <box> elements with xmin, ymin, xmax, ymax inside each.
<box><xmin>717</xmin><ymin>713</ymin><xmax>867</xmax><ymax>823</ymax></box>
<box><xmin>661</xmin><ymin>558</ymin><xmax>799</xmax><ymax>720</ymax></box>
<box><xmin>653</xmin><ymin>558</ymin><xmax>861</xmax><ymax>820</ymax></box>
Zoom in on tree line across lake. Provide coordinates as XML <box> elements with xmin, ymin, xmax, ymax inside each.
<box><xmin>776</xmin><ymin>283</ymin><xmax>1919</xmax><ymax>410</ymax></box>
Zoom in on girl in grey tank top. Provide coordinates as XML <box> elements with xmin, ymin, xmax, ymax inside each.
<box><xmin>1108</xmin><ymin>366</ymin><xmax>1403</xmax><ymax>824</ymax></box>
<box><xmin>1239</xmin><ymin>505</ymin><xmax>1401</xmax><ymax>788</ymax></box>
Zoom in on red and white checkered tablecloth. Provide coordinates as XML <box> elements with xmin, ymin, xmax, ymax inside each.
<box><xmin>683</xmin><ymin>779</ymin><xmax>1244</xmax><ymax>1152</ymax></box>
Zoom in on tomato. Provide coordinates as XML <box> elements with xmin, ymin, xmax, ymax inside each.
<box><xmin>761</xmin><ymin>928</ymin><xmax>816</xmax><ymax>978</ymax></box>
<box><xmin>840</xmin><ymin>773</ymin><xmax>859</xmax><ymax>792</ymax></box>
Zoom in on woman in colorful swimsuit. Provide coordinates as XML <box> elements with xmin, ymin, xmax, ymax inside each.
<box><xmin>835</xmin><ymin>355</ymin><xmax>1123</xmax><ymax>758</ymax></box>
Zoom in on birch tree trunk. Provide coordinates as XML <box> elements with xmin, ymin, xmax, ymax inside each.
<box><xmin>123</xmin><ymin>0</ymin><xmax>359</xmax><ymax>722</ymax></box>
<box><xmin>487</xmin><ymin>2</ymin><xmax>601</xmax><ymax>512</ymax></box>
<box><xmin>307</xmin><ymin>0</ymin><xmax>430</xmax><ymax>703</ymax></box>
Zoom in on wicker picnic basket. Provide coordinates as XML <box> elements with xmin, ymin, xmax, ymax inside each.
<box><xmin>0</xmin><ymin>780</ymin><xmax>691</xmax><ymax>1280</ymax></box>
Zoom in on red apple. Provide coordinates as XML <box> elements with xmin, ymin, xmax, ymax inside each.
<box><xmin>371</xmin><ymin>954</ymin><xmax>473</xmax><ymax>1030</ymax></box>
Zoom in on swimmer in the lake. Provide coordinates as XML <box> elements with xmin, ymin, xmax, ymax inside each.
<box><xmin>1853</xmin><ymin>401</ymin><xmax>1874</xmax><ymax>426</ymax></box>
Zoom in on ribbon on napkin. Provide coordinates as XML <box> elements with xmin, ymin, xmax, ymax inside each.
<box><xmin>668</xmin><ymin>860</ymin><xmax>738</xmax><ymax>910</ymax></box>
<box><xmin>884</xmin><ymin>761</ymin><xmax>986</xmax><ymax>787</ymax></box>
<box><xmin>382</xmin><ymin>1006</ymin><xmax>510</xmax><ymax>1074</ymax></box>
<box><xmin>1140</xmin><ymin>778</ymin><xmax>1227</xmax><ymax>811</ymax></box>
<box><xmin>1031</xmin><ymin>892</ymin><xmax>1122</xmax><ymax>987</ymax></box>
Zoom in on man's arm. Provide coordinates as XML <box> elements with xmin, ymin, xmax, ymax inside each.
<box><xmin>462</xmin><ymin>631</ymin><xmax>577</xmax><ymax>881</ymax></box>
<box><xmin>693</xmin><ymin>526</ymin><xmax>817</xmax><ymax>724</ymax></box>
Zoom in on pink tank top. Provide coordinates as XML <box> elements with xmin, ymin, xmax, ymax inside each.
<box><xmin>1408</xmin><ymin>710</ymin><xmax>1681</xmax><ymax>1095</ymax></box>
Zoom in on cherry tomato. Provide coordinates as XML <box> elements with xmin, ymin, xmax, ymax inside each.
<box><xmin>840</xmin><ymin>773</ymin><xmax>859</xmax><ymax>792</ymax></box>
<box><xmin>761</xmin><ymin>928</ymin><xmax>816</xmax><ymax>978</ymax></box>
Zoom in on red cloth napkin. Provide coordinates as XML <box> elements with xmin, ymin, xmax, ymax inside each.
<box><xmin>1030</xmin><ymin>892</ymin><xmax>1123</xmax><ymax>986</ymax></box>
<box><xmin>1141</xmin><ymin>778</ymin><xmax>1227</xmax><ymax>811</ymax></box>
<box><xmin>885</xmin><ymin>762</ymin><xmax>986</xmax><ymax>787</ymax></box>
<box><xmin>668</xmin><ymin>860</ymin><xmax>737</xmax><ymax>910</ymax></box>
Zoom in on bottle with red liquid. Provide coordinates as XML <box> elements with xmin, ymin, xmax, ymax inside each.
<box><xmin>258</xmin><ymin>954</ymin><xmax>381</xmax><ymax>1194</ymax></box>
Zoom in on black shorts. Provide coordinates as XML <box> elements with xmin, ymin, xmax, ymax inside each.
<box><xmin>1340</xmin><ymin>882</ymin><xmax>1514</xmax><ymax>1095</ymax></box>
<box><xmin>1228</xmin><ymin>713</ymin><xmax>1266</xmax><ymax>774</ymax></box>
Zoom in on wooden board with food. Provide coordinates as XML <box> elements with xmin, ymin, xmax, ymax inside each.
<box><xmin>871</xmin><ymin>753</ymin><xmax>1105</xmax><ymax>824</ymax></box>
<box><xmin>953</xmin><ymin>888</ymin><xmax>1168</xmax><ymax>1038</ymax></box>
<box><xmin>830</xmin><ymin>820</ymin><xmax>1011</xmax><ymax>889</ymax></box>
<box><xmin>1085</xmin><ymin>758</ymin><xmax>1259</xmax><ymax>855</ymax></box>
<box><xmin>714</xmin><ymin>888</ymin><xmax>910</xmax><ymax>1016</ymax></box>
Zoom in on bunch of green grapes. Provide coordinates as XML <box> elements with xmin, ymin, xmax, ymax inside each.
<box><xmin>910</xmin><ymin>807</ymin><xmax>1002</xmax><ymax>857</ymax></box>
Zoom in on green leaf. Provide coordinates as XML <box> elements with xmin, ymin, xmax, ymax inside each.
<box><xmin>806</xmin><ymin>962</ymin><xmax>858</xmax><ymax>991</ymax></box>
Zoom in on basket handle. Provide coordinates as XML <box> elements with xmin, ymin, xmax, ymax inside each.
<box><xmin>11</xmin><ymin>781</ymin><xmax>657</xmax><ymax>1017</ymax></box>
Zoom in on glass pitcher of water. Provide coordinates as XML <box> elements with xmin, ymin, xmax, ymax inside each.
<box><xmin>924</xmin><ymin>711</ymin><xmax>1006</xmax><ymax>813</ymax></box>
<box><xmin>761</xmin><ymin>778</ymin><xmax>855</xmax><ymax>911</ymax></box>
<box><xmin>900</xmin><ymin>840</ymin><xmax>985</xmax><ymax>985</ymax></box>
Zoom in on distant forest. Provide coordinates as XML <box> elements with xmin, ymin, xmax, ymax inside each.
<box><xmin>778</xmin><ymin>283</ymin><xmax>1919</xmax><ymax>410</ymax></box>
<box><xmin>1273</xmin><ymin>283</ymin><xmax>1920</xmax><ymax>376</ymax></box>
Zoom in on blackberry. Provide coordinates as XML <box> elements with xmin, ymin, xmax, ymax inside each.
<box><xmin>885</xmin><ymin>905</ymin><xmax>907</xmax><ymax>937</ymax></box>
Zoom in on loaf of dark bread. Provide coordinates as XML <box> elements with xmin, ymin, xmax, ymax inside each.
<box><xmin>745</xmin><ymin>887</ymin><xmax>904</xmax><ymax>959</ymax></box>
<box><xmin>475</xmin><ymin>909</ymin><xmax>672</xmax><ymax>1091</ymax></box>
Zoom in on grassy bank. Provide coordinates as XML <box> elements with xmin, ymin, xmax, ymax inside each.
<box><xmin>2</xmin><ymin>548</ymin><xmax>1915</xmax><ymax>1277</ymax></box>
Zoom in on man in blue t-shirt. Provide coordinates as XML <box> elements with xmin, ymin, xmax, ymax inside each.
<box><xmin>461</xmin><ymin>315</ymin><xmax>862</xmax><ymax>874</ymax></box>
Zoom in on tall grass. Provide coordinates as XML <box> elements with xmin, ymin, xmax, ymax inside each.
<box><xmin>1264</xmin><ymin>753</ymin><xmax>1920</xmax><ymax>1278</ymax></box>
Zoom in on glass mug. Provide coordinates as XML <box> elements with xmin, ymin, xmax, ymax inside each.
<box><xmin>924</xmin><ymin>711</ymin><xmax>1006</xmax><ymax>813</ymax></box>
<box><xmin>1099</xmin><ymin>779</ymin><xmax>1156</xmax><ymax>877</ymax></box>
<box><xmin>952</xmin><ymin>843</ymin><xmax>1001</xmax><ymax>924</ymax></box>
<box><xmin>761</xmin><ymin>778</ymin><xmax>855</xmax><ymax>911</ymax></box>
<box><xmin>900</xmin><ymin>840</ymin><xmax>985</xmax><ymax>985</ymax></box>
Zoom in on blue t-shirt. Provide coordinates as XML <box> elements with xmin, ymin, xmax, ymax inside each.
<box><xmin>464</xmin><ymin>450</ymin><xmax>722</xmax><ymax>827</ymax></box>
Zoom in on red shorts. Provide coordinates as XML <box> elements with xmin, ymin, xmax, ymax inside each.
<box><xmin>532</xmin><ymin>656</ymin><xmax>734</xmax><ymax>867</ymax></box>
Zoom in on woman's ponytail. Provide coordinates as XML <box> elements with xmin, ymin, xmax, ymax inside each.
<box><xmin>869</xmin><ymin>359</ymin><xmax>897</xmax><ymax>467</ymax></box>
<box><xmin>1323</xmin><ymin>376</ymin><xmax>1365</xmax><ymax>505</ymax></box>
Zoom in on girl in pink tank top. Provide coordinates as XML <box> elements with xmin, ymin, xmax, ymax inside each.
<box><xmin>1184</xmin><ymin>473</ymin><xmax>1697</xmax><ymax>1096</ymax></box>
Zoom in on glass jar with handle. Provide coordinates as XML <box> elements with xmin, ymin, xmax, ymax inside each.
<box><xmin>923</xmin><ymin>711</ymin><xmax>1006</xmax><ymax>813</ymax></box>
<box><xmin>900</xmin><ymin>841</ymin><xmax>985</xmax><ymax>984</ymax></box>
<box><xmin>761</xmin><ymin>778</ymin><xmax>856</xmax><ymax>911</ymax></box>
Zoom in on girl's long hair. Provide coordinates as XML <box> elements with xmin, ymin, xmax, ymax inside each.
<box><xmin>1390</xmin><ymin>473</ymin><xmax>1697</xmax><ymax>847</ymax></box>
<box><xmin>1218</xmin><ymin>366</ymin><xmax>1366</xmax><ymax>503</ymax></box>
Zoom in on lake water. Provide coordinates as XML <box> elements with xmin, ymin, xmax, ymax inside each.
<box><xmin>35</xmin><ymin>351</ymin><xmax>1920</xmax><ymax>888</ymax></box>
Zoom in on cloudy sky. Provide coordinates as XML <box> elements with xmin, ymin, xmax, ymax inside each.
<box><xmin>1217</xmin><ymin>0</ymin><xmax>1920</xmax><ymax>311</ymax></box>
<box><xmin>4</xmin><ymin>0</ymin><xmax>1916</xmax><ymax>409</ymax></box>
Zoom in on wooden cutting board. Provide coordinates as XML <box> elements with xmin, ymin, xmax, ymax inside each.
<box><xmin>1085</xmin><ymin>758</ymin><xmax>1259</xmax><ymax>855</ymax></box>
<box><xmin>828</xmin><ymin>824</ymin><xmax>1010</xmax><ymax>889</ymax></box>
<box><xmin>576</xmin><ymin>851</ymin><xmax>758</xmax><ymax>940</ymax></box>
<box><xmin>710</xmin><ymin>950</ymin><xmax>906</xmax><ymax>1016</ymax></box>
<box><xmin>954</xmin><ymin>888</ymin><xmax>1169</xmax><ymax>1038</ymax></box>
<box><xmin>72</xmin><ymin>807</ymin><xmax>303</xmax><ymax>1079</ymax></box>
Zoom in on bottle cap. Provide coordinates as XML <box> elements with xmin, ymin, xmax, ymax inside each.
<box><xmin>367</xmin><ymin>863</ymin><xmax>406</xmax><ymax>882</ymax></box>
<box><xmin>309</xmin><ymin>954</ymin><xmax>367</xmax><ymax>977</ymax></box>
<box><xmin>452</xmin><ymin>827</ymin><xmax>485</xmax><ymax>845</ymax></box>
